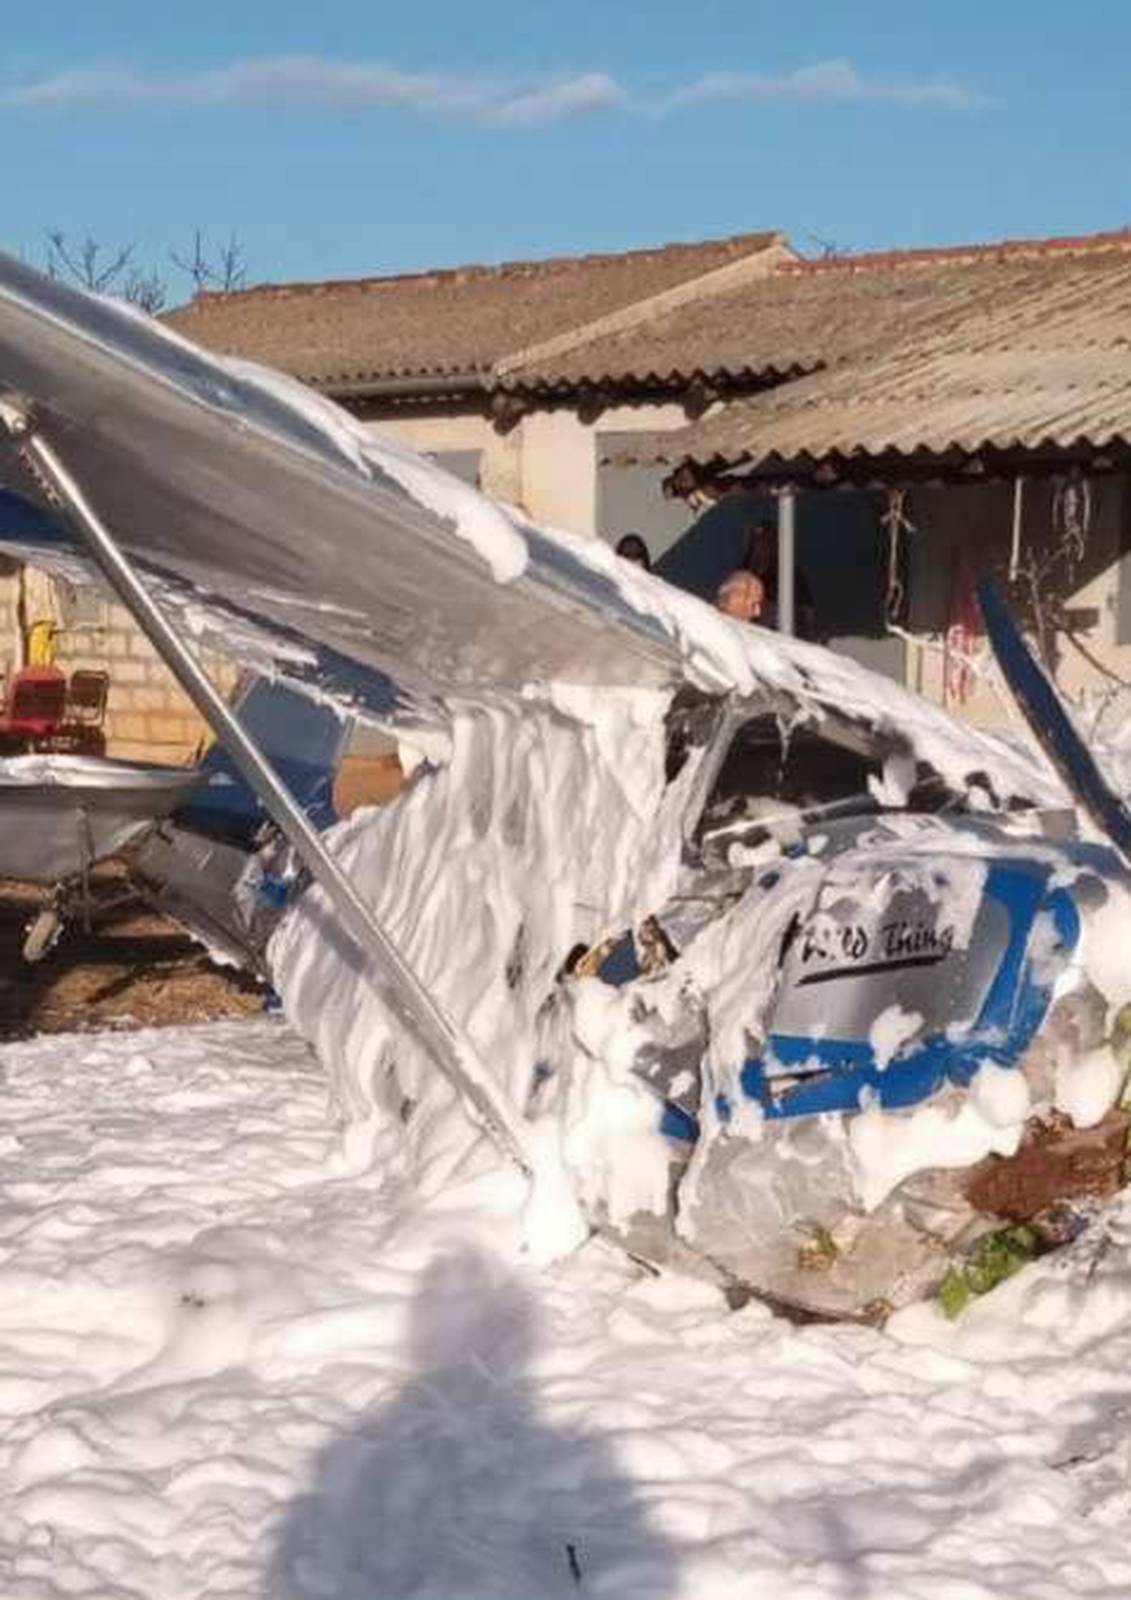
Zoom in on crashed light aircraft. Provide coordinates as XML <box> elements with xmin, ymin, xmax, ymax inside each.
<box><xmin>1</xmin><ymin>255</ymin><xmax>1130</xmax><ymax>1320</ymax></box>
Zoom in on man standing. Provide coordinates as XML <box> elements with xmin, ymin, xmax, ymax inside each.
<box><xmin>715</xmin><ymin>570</ymin><xmax>766</xmax><ymax>623</ymax></box>
<box><xmin>741</xmin><ymin>521</ymin><xmax>816</xmax><ymax>638</ymax></box>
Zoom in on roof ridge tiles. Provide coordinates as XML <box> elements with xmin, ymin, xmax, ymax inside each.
<box><xmin>778</xmin><ymin>227</ymin><xmax>1131</xmax><ymax>278</ymax></box>
<box><xmin>189</xmin><ymin>229</ymin><xmax>785</xmax><ymax>306</ymax></box>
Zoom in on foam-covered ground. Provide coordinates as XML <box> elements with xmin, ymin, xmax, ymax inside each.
<box><xmin>3</xmin><ymin>1017</ymin><xmax>1131</xmax><ymax>1599</ymax></box>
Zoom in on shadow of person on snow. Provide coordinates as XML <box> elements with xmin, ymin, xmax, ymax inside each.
<box><xmin>270</xmin><ymin>1245</ymin><xmax>680</xmax><ymax>1599</ymax></box>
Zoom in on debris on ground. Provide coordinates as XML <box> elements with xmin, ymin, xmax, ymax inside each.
<box><xmin>0</xmin><ymin>872</ymin><xmax>265</xmax><ymax>1040</ymax></box>
<box><xmin>962</xmin><ymin>1108</ymin><xmax>1129</xmax><ymax>1221</ymax></box>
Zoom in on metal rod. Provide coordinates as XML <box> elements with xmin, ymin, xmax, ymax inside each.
<box><xmin>1009</xmin><ymin>475</ymin><xmax>1025</xmax><ymax>582</ymax></box>
<box><xmin>18</xmin><ymin>424</ymin><xmax>534</xmax><ymax>1174</ymax></box>
<box><xmin>777</xmin><ymin>487</ymin><xmax>796</xmax><ymax>636</ymax></box>
<box><xmin>78</xmin><ymin>803</ymin><xmax>93</xmax><ymax>933</ymax></box>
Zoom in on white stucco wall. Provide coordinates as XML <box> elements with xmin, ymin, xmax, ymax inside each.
<box><xmin>368</xmin><ymin>400</ymin><xmax>697</xmax><ymax>538</ymax></box>
<box><xmin>364</xmin><ymin>413</ymin><xmax>525</xmax><ymax>505</ymax></box>
<box><xmin>517</xmin><ymin>411</ymin><xmax>595</xmax><ymax>531</ymax></box>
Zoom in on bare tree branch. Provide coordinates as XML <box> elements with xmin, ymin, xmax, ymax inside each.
<box><xmin>170</xmin><ymin>228</ymin><xmax>248</xmax><ymax>294</ymax></box>
<box><xmin>169</xmin><ymin>227</ymin><xmax>212</xmax><ymax>291</ymax></box>
<box><xmin>215</xmin><ymin>232</ymin><xmax>248</xmax><ymax>293</ymax></box>
<box><xmin>123</xmin><ymin>267</ymin><xmax>168</xmax><ymax>315</ymax></box>
<box><xmin>45</xmin><ymin>230</ymin><xmax>137</xmax><ymax>294</ymax></box>
<box><xmin>801</xmin><ymin>230</ymin><xmax>844</xmax><ymax>261</ymax></box>
<box><xmin>42</xmin><ymin>226</ymin><xmax>252</xmax><ymax>312</ymax></box>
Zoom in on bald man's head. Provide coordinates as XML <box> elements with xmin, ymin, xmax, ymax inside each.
<box><xmin>716</xmin><ymin>570</ymin><xmax>766</xmax><ymax>623</ymax></box>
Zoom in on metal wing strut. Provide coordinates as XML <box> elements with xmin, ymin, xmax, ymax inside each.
<box><xmin>4</xmin><ymin>407</ymin><xmax>534</xmax><ymax>1175</ymax></box>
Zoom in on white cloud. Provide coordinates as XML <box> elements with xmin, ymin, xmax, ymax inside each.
<box><xmin>491</xmin><ymin>74</ymin><xmax>626</xmax><ymax>127</ymax></box>
<box><xmin>0</xmin><ymin>55</ymin><xmax>996</xmax><ymax>124</ymax></box>
<box><xmin>666</xmin><ymin>58</ymin><xmax>997</xmax><ymax>113</ymax></box>
<box><xmin>0</xmin><ymin>57</ymin><xmax>620</xmax><ymax>126</ymax></box>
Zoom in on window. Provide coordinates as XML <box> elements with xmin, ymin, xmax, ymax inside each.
<box><xmin>720</xmin><ymin>715</ymin><xmax>881</xmax><ymax>808</ymax></box>
<box><xmin>695</xmin><ymin>713</ymin><xmax>885</xmax><ymax>856</ymax></box>
<box><xmin>596</xmin><ymin>433</ymin><xmax>694</xmax><ymax>564</ymax></box>
<box><xmin>426</xmin><ymin>450</ymin><xmax>482</xmax><ymax>489</ymax></box>
<box><xmin>57</xmin><ymin>580</ymin><xmax>106</xmax><ymax>629</ymax></box>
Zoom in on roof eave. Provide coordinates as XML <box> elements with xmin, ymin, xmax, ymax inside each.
<box><xmin>317</xmin><ymin>361</ymin><xmax>798</xmax><ymax>417</ymax></box>
<box><xmin>665</xmin><ymin>436</ymin><xmax>1131</xmax><ymax>497</ymax></box>
<box><xmin>313</xmin><ymin>369</ymin><xmax>491</xmax><ymax>402</ymax></box>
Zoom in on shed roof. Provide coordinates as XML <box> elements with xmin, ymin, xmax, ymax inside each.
<box><xmin>609</xmin><ymin>230</ymin><xmax>1131</xmax><ymax>477</ymax></box>
<box><xmin>164</xmin><ymin>230</ymin><xmax>787</xmax><ymax>394</ymax></box>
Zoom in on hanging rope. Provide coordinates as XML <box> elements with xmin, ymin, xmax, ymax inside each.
<box><xmin>881</xmin><ymin>487</ymin><xmax>915</xmax><ymax>626</ymax></box>
<box><xmin>1052</xmin><ymin>470</ymin><xmax>1093</xmax><ymax>572</ymax></box>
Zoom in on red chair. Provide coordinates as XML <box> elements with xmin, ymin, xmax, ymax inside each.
<box><xmin>53</xmin><ymin>669</ymin><xmax>110</xmax><ymax>755</ymax></box>
<box><xmin>0</xmin><ymin>667</ymin><xmax>67</xmax><ymax>751</ymax></box>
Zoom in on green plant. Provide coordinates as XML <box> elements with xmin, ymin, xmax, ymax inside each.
<box><xmin>938</xmin><ymin>1225</ymin><xmax>1043</xmax><ymax>1319</ymax></box>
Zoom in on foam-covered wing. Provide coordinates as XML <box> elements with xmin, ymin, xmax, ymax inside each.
<box><xmin>0</xmin><ymin>256</ymin><xmax>1073</xmax><ymax>818</ymax></box>
<box><xmin>0</xmin><ymin>254</ymin><xmax>679</xmax><ymax>700</ymax></box>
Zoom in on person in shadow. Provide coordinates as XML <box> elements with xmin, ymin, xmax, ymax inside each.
<box><xmin>270</xmin><ymin>1245</ymin><xmax>679</xmax><ymax>1600</ymax></box>
<box><xmin>615</xmin><ymin>533</ymin><xmax>652</xmax><ymax>571</ymax></box>
<box><xmin>742</xmin><ymin>520</ymin><xmax>817</xmax><ymax>638</ymax></box>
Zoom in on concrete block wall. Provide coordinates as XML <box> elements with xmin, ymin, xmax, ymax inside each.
<box><xmin>52</xmin><ymin>596</ymin><xmax>239</xmax><ymax>765</ymax></box>
<box><xmin>0</xmin><ymin>565</ymin><xmax>21</xmax><ymax>675</ymax></box>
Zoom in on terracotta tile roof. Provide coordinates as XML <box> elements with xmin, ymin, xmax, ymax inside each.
<box><xmin>605</xmin><ymin>229</ymin><xmax>1131</xmax><ymax>473</ymax></box>
<box><xmin>163</xmin><ymin>231</ymin><xmax>787</xmax><ymax>393</ymax></box>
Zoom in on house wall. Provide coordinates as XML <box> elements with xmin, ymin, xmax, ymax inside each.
<box><xmin>55</xmin><ymin>591</ymin><xmax>239</xmax><ymax>762</ymax></box>
<box><xmin>902</xmin><ymin>476</ymin><xmax>1129</xmax><ymax>730</ymax></box>
<box><xmin>8</xmin><ymin>578</ymin><xmax>238</xmax><ymax>765</ymax></box>
<box><xmin>370</xmin><ymin>400</ymin><xmax>694</xmax><ymax>539</ymax></box>
<box><xmin>656</xmin><ymin>474</ymin><xmax>1131</xmax><ymax>733</ymax></box>
<box><xmin>363</xmin><ymin>413</ymin><xmax>522</xmax><ymax>504</ymax></box>
<box><xmin>0</xmin><ymin>564</ymin><xmax>21</xmax><ymax>678</ymax></box>
<box><xmin>596</xmin><ymin>444</ymin><xmax>695</xmax><ymax>563</ymax></box>
<box><xmin>518</xmin><ymin>410</ymin><xmax>596</xmax><ymax>531</ymax></box>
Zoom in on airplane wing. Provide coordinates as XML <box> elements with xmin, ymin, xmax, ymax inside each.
<box><xmin>0</xmin><ymin>252</ymin><xmax>681</xmax><ymax>704</ymax></box>
<box><xmin>0</xmin><ymin>251</ymin><xmax>1060</xmax><ymax>814</ymax></box>
<box><xmin>0</xmin><ymin>253</ymin><xmax>1070</xmax><ymax>1176</ymax></box>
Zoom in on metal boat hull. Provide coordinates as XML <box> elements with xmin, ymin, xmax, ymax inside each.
<box><xmin>0</xmin><ymin>754</ymin><xmax>201</xmax><ymax>883</ymax></box>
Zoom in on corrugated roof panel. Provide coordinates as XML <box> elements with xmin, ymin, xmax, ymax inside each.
<box><xmin>163</xmin><ymin>231</ymin><xmax>784</xmax><ymax>388</ymax></box>
<box><xmin>615</xmin><ymin>238</ymin><xmax>1131</xmax><ymax>471</ymax></box>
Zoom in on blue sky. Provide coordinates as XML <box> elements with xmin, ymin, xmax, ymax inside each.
<box><xmin>3</xmin><ymin>0</ymin><xmax>1128</xmax><ymax>295</ymax></box>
